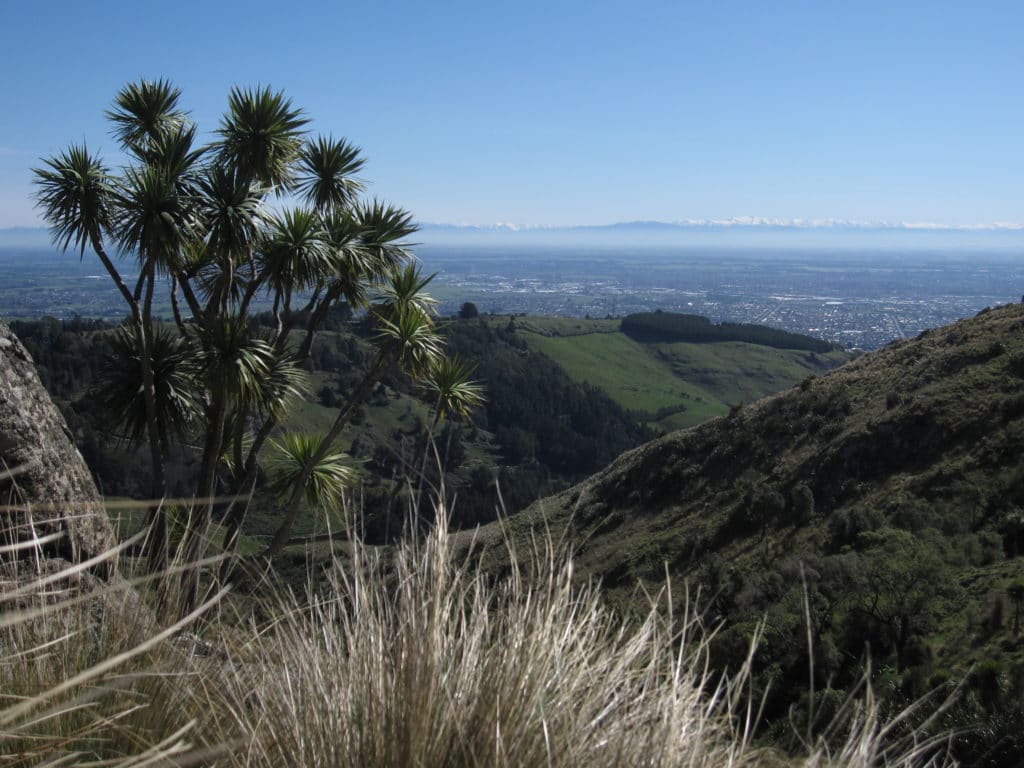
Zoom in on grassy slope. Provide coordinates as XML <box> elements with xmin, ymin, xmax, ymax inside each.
<box><xmin>525</xmin><ymin>331</ymin><xmax>725</xmax><ymax>427</ymax></box>
<box><xmin>515</xmin><ymin>316</ymin><xmax>851</xmax><ymax>430</ymax></box>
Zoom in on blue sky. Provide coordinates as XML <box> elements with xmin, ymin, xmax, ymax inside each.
<box><xmin>3</xmin><ymin>0</ymin><xmax>1024</xmax><ymax>229</ymax></box>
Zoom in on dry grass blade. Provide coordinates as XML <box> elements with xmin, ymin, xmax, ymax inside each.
<box><xmin>0</xmin><ymin>553</ymin><xmax>224</xmax><ymax>632</ymax></box>
<box><xmin>0</xmin><ymin>530</ymin><xmax>67</xmax><ymax>554</ymax></box>
<box><xmin>1</xmin><ymin>586</ymin><xmax>229</xmax><ymax>729</ymax></box>
<box><xmin>0</xmin><ymin>494</ymin><xmax>248</xmax><ymax>515</ymax></box>
<box><xmin>1</xmin><ymin>487</ymin><xmax>956</xmax><ymax>767</ymax></box>
<box><xmin>0</xmin><ymin>529</ymin><xmax>146</xmax><ymax>603</ymax></box>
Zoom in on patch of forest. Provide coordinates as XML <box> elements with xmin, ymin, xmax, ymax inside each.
<box><xmin>621</xmin><ymin>310</ymin><xmax>836</xmax><ymax>352</ymax></box>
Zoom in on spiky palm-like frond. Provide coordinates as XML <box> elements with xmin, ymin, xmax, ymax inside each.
<box><xmin>106</xmin><ymin>78</ymin><xmax>189</xmax><ymax>157</ymax></box>
<box><xmin>96</xmin><ymin>324</ymin><xmax>202</xmax><ymax>449</ymax></box>
<box><xmin>321</xmin><ymin>206</ymin><xmax>365</xmax><ymax>252</ymax></box>
<box><xmin>374</xmin><ymin>303</ymin><xmax>443</xmax><ymax>378</ymax></box>
<box><xmin>33</xmin><ymin>145</ymin><xmax>115</xmax><ymax>254</ymax></box>
<box><xmin>358</xmin><ymin>199</ymin><xmax>418</xmax><ymax>246</ymax></box>
<box><xmin>194</xmin><ymin>164</ymin><xmax>268</xmax><ymax>306</ymax></box>
<box><xmin>421</xmin><ymin>355</ymin><xmax>485</xmax><ymax>421</ymax></box>
<box><xmin>178</xmin><ymin>236</ymin><xmax>213</xmax><ymax>276</ymax></box>
<box><xmin>375</xmin><ymin>262</ymin><xmax>439</xmax><ymax>318</ymax></box>
<box><xmin>114</xmin><ymin>163</ymin><xmax>201</xmax><ymax>270</ymax></box>
<box><xmin>140</xmin><ymin>122</ymin><xmax>206</xmax><ymax>184</ymax></box>
<box><xmin>196</xmin><ymin>163</ymin><xmax>269</xmax><ymax>263</ymax></box>
<box><xmin>259</xmin><ymin>207</ymin><xmax>331</xmax><ymax>296</ymax></box>
<box><xmin>266</xmin><ymin>432</ymin><xmax>356</xmax><ymax>510</ymax></box>
<box><xmin>321</xmin><ymin>208</ymin><xmax>375</xmax><ymax>308</ymax></box>
<box><xmin>356</xmin><ymin>200</ymin><xmax>417</xmax><ymax>277</ymax></box>
<box><xmin>215</xmin><ymin>85</ymin><xmax>309</xmax><ymax>190</ymax></box>
<box><xmin>296</xmin><ymin>136</ymin><xmax>365</xmax><ymax>212</ymax></box>
<box><xmin>190</xmin><ymin>316</ymin><xmax>275</xmax><ymax>409</ymax></box>
<box><xmin>194</xmin><ymin>259</ymin><xmax>249</xmax><ymax>308</ymax></box>
<box><xmin>254</xmin><ymin>348</ymin><xmax>309</xmax><ymax>418</ymax></box>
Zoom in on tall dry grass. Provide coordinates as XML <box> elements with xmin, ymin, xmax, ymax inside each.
<box><xmin>195</xmin><ymin>506</ymin><xmax>761</xmax><ymax>767</ymax></box>
<box><xmin>0</xmin><ymin>514</ymin><xmax>227</xmax><ymax>766</ymax></box>
<box><xmin>2</xmin><ymin>494</ymin><xmax>954</xmax><ymax>766</ymax></box>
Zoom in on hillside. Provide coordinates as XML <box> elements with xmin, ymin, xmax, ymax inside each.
<box><xmin>6</xmin><ymin>315</ymin><xmax>652</xmax><ymax>545</ymax></box>
<box><xmin>466</xmin><ymin>302</ymin><xmax>1024</xmax><ymax>765</ymax></box>
<box><xmin>506</xmin><ymin>315</ymin><xmax>852</xmax><ymax>430</ymax></box>
<box><xmin>11</xmin><ymin>311</ymin><xmax>843</xmax><ymax>541</ymax></box>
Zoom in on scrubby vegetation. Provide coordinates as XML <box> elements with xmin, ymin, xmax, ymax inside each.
<box><xmin>468</xmin><ymin>302</ymin><xmax>1024</xmax><ymax>766</ymax></box>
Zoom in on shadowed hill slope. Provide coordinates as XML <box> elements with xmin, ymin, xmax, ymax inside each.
<box><xmin>481</xmin><ymin>302</ymin><xmax>1024</xmax><ymax>587</ymax></box>
<box><xmin>465</xmin><ymin>302</ymin><xmax>1024</xmax><ymax>764</ymax></box>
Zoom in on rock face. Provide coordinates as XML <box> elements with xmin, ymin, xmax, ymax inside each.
<box><xmin>0</xmin><ymin>320</ymin><xmax>117</xmax><ymax>569</ymax></box>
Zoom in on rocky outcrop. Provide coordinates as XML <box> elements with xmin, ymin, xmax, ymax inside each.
<box><xmin>0</xmin><ymin>320</ymin><xmax>117</xmax><ymax>570</ymax></box>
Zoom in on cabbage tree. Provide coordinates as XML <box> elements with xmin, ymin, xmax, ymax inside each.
<box><xmin>35</xmin><ymin>80</ymin><xmax>481</xmax><ymax>614</ymax></box>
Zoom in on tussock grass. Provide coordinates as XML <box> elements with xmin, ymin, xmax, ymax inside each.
<box><xmin>197</xmin><ymin>506</ymin><xmax>760</xmax><ymax>767</ymax></box>
<box><xmin>2</xmin><ymin>494</ymin><xmax>954</xmax><ymax>766</ymax></box>
<box><xmin>0</xmin><ymin>545</ymin><xmax>215</xmax><ymax>764</ymax></box>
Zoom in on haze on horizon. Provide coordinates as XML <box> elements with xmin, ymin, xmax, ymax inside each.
<box><xmin>3</xmin><ymin>1</ymin><xmax>1024</xmax><ymax>233</ymax></box>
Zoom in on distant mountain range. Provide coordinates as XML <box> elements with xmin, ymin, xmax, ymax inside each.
<box><xmin>7</xmin><ymin>218</ymin><xmax>1024</xmax><ymax>252</ymax></box>
<box><xmin>418</xmin><ymin>217</ymin><xmax>1024</xmax><ymax>233</ymax></box>
<box><xmin>415</xmin><ymin>219</ymin><xmax>1024</xmax><ymax>250</ymax></box>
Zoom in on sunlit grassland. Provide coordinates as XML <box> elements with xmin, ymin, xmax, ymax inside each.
<box><xmin>524</xmin><ymin>330</ymin><xmax>725</xmax><ymax>428</ymax></box>
<box><xmin>519</xmin><ymin>322</ymin><xmax>849</xmax><ymax>431</ymax></box>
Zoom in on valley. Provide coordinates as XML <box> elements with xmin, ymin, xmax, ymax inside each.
<box><xmin>7</xmin><ymin>286</ymin><xmax>1024</xmax><ymax>765</ymax></box>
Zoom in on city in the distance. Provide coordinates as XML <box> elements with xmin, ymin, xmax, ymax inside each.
<box><xmin>3</xmin><ymin>220</ymin><xmax>1022</xmax><ymax>350</ymax></box>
